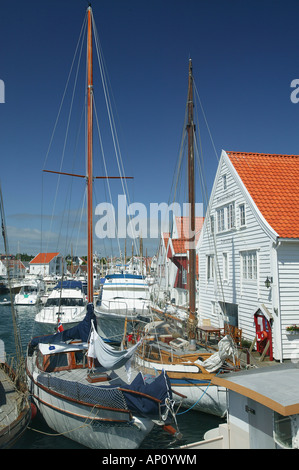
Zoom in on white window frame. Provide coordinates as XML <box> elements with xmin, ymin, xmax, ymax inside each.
<box><xmin>239</xmin><ymin>203</ymin><xmax>246</xmax><ymax>227</ymax></box>
<box><xmin>217</xmin><ymin>208</ymin><xmax>225</xmax><ymax>232</ymax></box>
<box><xmin>182</xmin><ymin>266</ymin><xmax>187</xmax><ymax>285</ymax></box>
<box><xmin>207</xmin><ymin>255</ymin><xmax>214</xmax><ymax>280</ymax></box>
<box><xmin>216</xmin><ymin>202</ymin><xmax>235</xmax><ymax>233</ymax></box>
<box><xmin>241</xmin><ymin>250</ymin><xmax>257</xmax><ymax>281</ymax></box>
<box><xmin>223</xmin><ymin>252</ymin><xmax>228</xmax><ymax>281</ymax></box>
<box><xmin>210</xmin><ymin>215</ymin><xmax>215</xmax><ymax>235</ymax></box>
<box><xmin>227</xmin><ymin>203</ymin><xmax>235</xmax><ymax>230</ymax></box>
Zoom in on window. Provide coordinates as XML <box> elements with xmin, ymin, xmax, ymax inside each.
<box><xmin>222</xmin><ymin>174</ymin><xmax>227</xmax><ymax>190</ymax></box>
<box><xmin>216</xmin><ymin>203</ymin><xmax>235</xmax><ymax>233</ymax></box>
<box><xmin>210</xmin><ymin>215</ymin><xmax>215</xmax><ymax>235</ymax></box>
<box><xmin>45</xmin><ymin>353</ymin><xmax>69</xmax><ymax>372</ymax></box>
<box><xmin>223</xmin><ymin>253</ymin><xmax>228</xmax><ymax>281</ymax></box>
<box><xmin>228</xmin><ymin>203</ymin><xmax>235</xmax><ymax>229</ymax></box>
<box><xmin>241</xmin><ymin>251</ymin><xmax>257</xmax><ymax>280</ymax></box>
<box><xmin>217</xmin><ymin>208</ymin><xmax>225</xmax><ymax>232</ymax></box>
<box><xmin>274</xmin><ymin>412</ymin><xmax>293</xmax><ymax>448</ymax></box>
<box><xmin>207</xmin><ymin>255</ymin><xmax>214</xmax><ymax>280</ymax></box>
<box><xmin>182</xmin><ymin>267</ymin><xmax>187</xmax><ymax>285</ymax></box>
<box><xmin>239</xmin><ymin>204</ymin><xmax>246</xmax><ymax>226</ymax></box>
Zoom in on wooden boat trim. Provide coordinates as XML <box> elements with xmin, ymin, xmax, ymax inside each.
<box><xmin>27</xmin><ymin>363</ymin><xmax>163</xmax><ymax>415</ymax></box>
<box><xmin>31</xmin><ymin>393</ymin><xmax>132</xmax><ymax>424</ymax></box>
<box><xmin>26</xmin><ymin>365</ymin><xmax>131</xmax><ymax>416</ymax></box>
<box><xmin>118</xmin><ymin>387</ymin><xmax>162</xmax><ymax>403</ymax></box>
<box><xmin>136</xmin><ymin>355</ymin><xmax>213</xmax><ymax>378</ymax></box>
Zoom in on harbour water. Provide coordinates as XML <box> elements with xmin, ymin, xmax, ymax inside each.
<box><xmin>0</xmin><ymin>302</ymin><xmax>224</xmax><ymax>449</ymax></box>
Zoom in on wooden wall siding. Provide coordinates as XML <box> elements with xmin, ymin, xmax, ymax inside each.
<box><xmin>277</xmin><ymin>242</ymin><xmax>299</xmax><ymax>359</ymax></box>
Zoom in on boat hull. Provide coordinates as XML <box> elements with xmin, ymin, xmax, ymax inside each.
<box><xmin>0</xmin><ymin>363</ymin><xmax>31</xmax><ymax>449</ymax></box>
<box><xmin>135</xmin><ymin>355</ymin><xmax>227</xmax><ymax>418</ymax></box>
<box><xmin>0</xmin><ymin>403</ymin><xmax>31</xmax><ymax>449</ymax></box>
<box><xmin>28</xmin><ymin>376</ymin><xmax>154</xmax><ymax>449</ymax></box>
<box><xmin>14</xmin><ymin>295</ymin><xmax>38</xmax><ymax>305</ymax></box>
<box><xmin>35</xmin><ymin>307</ymin><xmax>86</xmax><ymax>333</ymax></box>
<box><xmin>170</xmin><ymin>380</ymin><xmax>227</xmax><ymax>417</ymax></box>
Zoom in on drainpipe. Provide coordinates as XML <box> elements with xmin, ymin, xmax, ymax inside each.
<box><xmin>272</xmin><ymin>239</ymin><xmax>283</xmax><ymax>362</ymax></box>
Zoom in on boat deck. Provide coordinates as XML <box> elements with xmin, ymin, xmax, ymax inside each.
<box><xmin>0</xmin><ymin>367</ymin><xmax>23</xmax><ymax>429</ymax></box>
<box><xmin>51</xmin><ymin>363</ymin><xmax>134</xmax><ymax>388</ymax></box>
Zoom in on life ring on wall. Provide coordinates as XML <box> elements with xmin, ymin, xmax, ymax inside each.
<box><xmin>257</xmin><ymin>330</ymin><xmax>268</xmax><ymax>342</ymax></box>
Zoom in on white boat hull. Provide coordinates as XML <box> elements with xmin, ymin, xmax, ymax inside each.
<box><xmin>35</xmin><ymin>306</ymin><xmax>86</xmax><ymax>333</ymax></box>
<box><xmin>26</xmin><ymin>346</ymin><xmax>156</xmax><ymax>449</ymax></box>
<box><xmin>171</xmin><ymin>383</ymin><xmax>227</xmax><ymax>417</ymax></box>
<box><xmin>30</xmin><ymin>386</ymin><xmax>154</xmax><ymax>449</ymax></box>
<box><xmin>135</xmin><ymin>356</ymin><xmax>227</xmax><ymax>418</ymax></box>
<box><xmin>14</xmin><ymin>294</ymin><xmax>39</xmax><ymax>305</ymax></box>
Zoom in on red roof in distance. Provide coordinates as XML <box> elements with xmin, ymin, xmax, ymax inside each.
<box><xmin>30</xmin><ymin>252</ymin><xmax>60</xmax><ymax>264</ymax></box>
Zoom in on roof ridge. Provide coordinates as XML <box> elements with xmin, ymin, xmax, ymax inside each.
<box><xmin>226</xmin><ymin>150</ymin><xmax>299</xmax><ymax>158</ymax></box>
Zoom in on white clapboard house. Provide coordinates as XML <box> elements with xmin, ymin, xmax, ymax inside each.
<box><xmin>198</xmin><ymin>150</ymin><xmax>299</xmax><ymax>361</ymax></box>
<box><xmin>29</xmin><ymin>252</ymin><xmax>65</xmax><ymax>277</ymax></box>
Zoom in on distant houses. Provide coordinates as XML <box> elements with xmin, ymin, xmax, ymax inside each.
<box><xmin>0</xmin><ymin>255</ymin><xmax>26</xmax><ymax>278</ymax></box>
<box><xmin>29</xmin><ymin>252</ymin><xmax>65</xmax><ymax>277</ymax></box>
<box><xmin>154</xmin><ymin>216</ymin><xmax>204</xmax><ymax>306</ymax></box>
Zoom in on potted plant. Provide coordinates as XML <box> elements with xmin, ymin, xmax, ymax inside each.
<box><xmin>286</xmin><ymin>325</ymin><xmax>299</xmax><ymax>335</ymax></box>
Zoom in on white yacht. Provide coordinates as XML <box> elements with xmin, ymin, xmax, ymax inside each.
<box><xmin>14</xmin><ymin>280</ymin><xmax>42</xmax><ymax>306</ymax></box>
<box><xmin>95</xmin><ymin>273</ymin><xmax>152</xmax><ymax>343</ymax></box>
<box><xmin>35</xmin><ymin>280</ymin><xmax>87</xmax><ymax>333</ymax></box>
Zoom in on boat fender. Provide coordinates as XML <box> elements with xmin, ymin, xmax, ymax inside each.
<box><xmin>163</xmin><ymin>424</ymin><xmax>182</xmax><ymax>440</ymax></box>
<box><xmin>31</xmin><ymin>402</ymin><xmax>37</xmax><ymax>420</ymax></box>
<box><xmin>257</xmin><ymin>330</ymin><xmax>268</xmax><ymax>342</ymax></box>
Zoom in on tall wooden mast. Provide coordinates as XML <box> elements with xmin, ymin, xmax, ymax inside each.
<box><xmin>187</xmin><ymin>59</ymin><xmax>197</xmax><ymax>341</ymax></box>
<box><xmin>43</xmin><ymin>6</ymin><xmax>133</xmax><ymax>303</ymax></box>
<box><xmin>87</xmin><ymin>6</ymin><xmax>93</xmax><ymax>303</ymax></box>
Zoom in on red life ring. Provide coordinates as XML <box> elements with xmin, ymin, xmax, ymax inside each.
<box><xmin>257</xmin><ymin>330</ymin><xmax>268</xmax><ymax>342</ymax></box>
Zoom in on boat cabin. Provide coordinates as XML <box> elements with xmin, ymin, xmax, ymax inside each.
<box><xmin>36</xmin><ymin>342</ymin><xmax>88</xmax><ymax>373</ymax></box>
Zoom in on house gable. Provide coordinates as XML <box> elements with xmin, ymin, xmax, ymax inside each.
<box><xmin>226</xmin><ymin>151</ymin><xmax>299</xmax><ymax>239</ymax></box>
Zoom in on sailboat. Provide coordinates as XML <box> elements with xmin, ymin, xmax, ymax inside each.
<box><xmin>135</xmin><ymin>60</ymin><xmax>239</xmax><ymax>418</ymax></box>
<box><xmin>0</xmin><ymin>185</ymin><xmax>31</xmax><ymax>448</ymax></box>
<box><xmin>26</xmin><ymin>6</ymin><xmax>179</xmax><ymax>449</ymax></box>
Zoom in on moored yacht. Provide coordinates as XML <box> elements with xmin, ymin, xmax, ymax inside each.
<box><xmin>14</xmin><ymin>280</ymin><xmax>42</xmax><ymax>306</ymax></box>
<box><xmin>35</xmin><ymin>280</ymin><xmax>87</xmax><ymax>333</ymax></box>
<box><xmin>95</xmin><ymin>273</ymin><xmax>152</xmax><ymax>342</ymax></box>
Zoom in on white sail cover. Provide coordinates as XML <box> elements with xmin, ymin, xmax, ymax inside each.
<box><xmin>197</xmin><ymin>335</ymin><xmax>235</xmax><ymax>373</ymax></box>
<box><xmin>88</xmin><ymin>321</ymin><xmax>141</xmax><ymax>370</ymax></box>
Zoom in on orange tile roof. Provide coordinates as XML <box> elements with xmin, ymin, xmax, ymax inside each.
<box><xmin>162</xmin><ymin>232</ymin><xmax>170</xmax><ymax>249</ymax></box>
<box><xmin>175</xmin><ymin>216</ymin><xmax>204</xmax><ymax>242</ymax></box>
<box><xmin>30</xmin><ymin>252</ymin><xmax>60</xmax><ymax>264</ymax></box>
<box><xmin>227</xmin><ymin>151</ymin><xmax>299</xmax><ymax>238</ymax></box>
<box><xmin>172</xmin><ymin>238</ymin><xmax>188</xmax><ymax>254</ymax></box>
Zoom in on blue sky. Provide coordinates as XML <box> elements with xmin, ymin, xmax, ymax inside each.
<box><xmin>1</xmin><ymin>0</ymin><xmax>299</xmax><ymax>258</ymax></box>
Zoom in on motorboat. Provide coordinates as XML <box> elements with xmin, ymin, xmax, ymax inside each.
<box><xmin>14</xmin><ymin>280</ymin><xmax>42</xmax><ymax>306</ymax></box>
<box><xmin>95</xmin><ymin>273</ymin><xmax>152</xmax><ymax>342</ymax></box>
<box><xmin>34</xmin><ymin>280</ymin><xmax>87</xmax><ymax>333</ymax></box>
